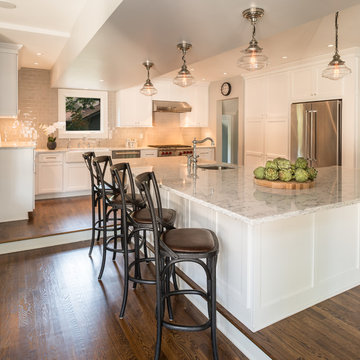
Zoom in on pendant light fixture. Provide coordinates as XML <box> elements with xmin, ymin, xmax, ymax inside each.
<box><xmin>237</xmin><ymin>7</ymin><xmax>268</xmax><ymax>71</ymax></box>
<box><xmin>173</xmin><ymin>41</ymin><xmax>194</xmax><ymax>87</ymax></box>
<box><xmin>140</xmin><ymin>60</ymin><xmax>157</xmax><ymax>96</ymax></box>
<box><xmin>322</xmin><ymin>11</ymin><xmax>351</xmax><ymax>80</ymax></box>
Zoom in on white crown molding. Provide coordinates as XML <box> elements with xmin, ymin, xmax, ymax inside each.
<box><xmin>0</xmin><ymin>41</ymin><xmax>22</xmax><ymax>53</ymax></box>
<box><xmin>0</xmin><ymin>22</ymin><xmax>70</xmax><ymax>38</ymax></box>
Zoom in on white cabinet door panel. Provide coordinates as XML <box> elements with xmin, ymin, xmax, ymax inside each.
<box><xmin>64</xmin><ymin>163</ymin><xmax>90</xmax><ymax>192</ymax></box>
<box><xmin>37</xmin><ymin>163</ymin><xmax>63</xmax><ymax>194</ymax></box>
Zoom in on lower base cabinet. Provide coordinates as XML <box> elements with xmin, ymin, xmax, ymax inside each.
<box><xmin>197</xmin><ymin>147</ymin><xmax>215</xmax><ymax>160</ymax></box>
<box><xmin>64</xmin><ymin>163</ymin><xmax>90</xmax><ymax>192</ymax></box>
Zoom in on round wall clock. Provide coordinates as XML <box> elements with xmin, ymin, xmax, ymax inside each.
<box><xmin>221</xmin><ymin>82</ymin><xmax>231</xmax><ymax>96</ymax></box>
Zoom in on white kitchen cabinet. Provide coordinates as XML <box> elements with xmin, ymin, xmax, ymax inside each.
<box><xmin>64</xmin><ymin>162</ymin><xmax>90</xmax><ymax>192</ymax></box>
<box><xmin>116</xmin><ymin>86</ymin><xmax>152</xmax><ymax>127</ymax></box>
<box><xmin>291</xmin><ymin>66</ymin><xmax>344</xmax><ymax>101</ymax></box>
<box><xmin>180</xmin><ymin>83</ymin><xmax>209</xmax><ymax>127</ymax></box>
<box><xmin>0</xmin><ymin>43</ymin><xmax>21</xmax><ymax>118</ymax></box>
<box><xmin>36</xmin><ymin>153</ymin><xmax>63</xmax><ymax>194</ymax></box>
<box><xmin>140</xmin><ymin>149</ymin><xmax>158</xmax><ymax>158</ymax></box>
<box><xmin>197</xmin><ymin>147</ymin><xmax>214</xmax><ymax>160</ymax></box>
<box><xmin>244</xmin><ymin>72</ymin><xmax>290</xmax><ymax>167</ymax></box>
<box><xmin>152</xmin><ymin>80</ymin><xmax>171</xmax><ymax>100</ymax></box>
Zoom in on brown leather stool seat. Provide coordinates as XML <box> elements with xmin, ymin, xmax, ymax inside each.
<box><xmin>109</xmin><ymin>193</ymin><xmax>145</xmax><ymax>209</ymax></box>
<box><xmin>132</xmin><ymin>207</ymin><xmax>176</xmax><ymax>227</ymax></box>
<box><xmin>162</xmin><ymin>228</ymin><xmax>217</xmax><ymax>253</ymax></box>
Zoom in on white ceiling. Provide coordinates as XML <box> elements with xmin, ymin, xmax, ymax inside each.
<box><xmin>1</xmin><ymin>0</ymin><xmax>360</xmax><ymax>90</ymax></box>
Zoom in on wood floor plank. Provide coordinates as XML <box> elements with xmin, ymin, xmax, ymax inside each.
<box><xmin>0</xmin><ymin>242</ymin><xmax>247</xmax><ymax>360</ymax></box>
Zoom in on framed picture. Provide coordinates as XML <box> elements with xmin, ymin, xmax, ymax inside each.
<box><xmin>58</xmin><ymin>89</ymin><xmax>108</xmax><ymax>138</ymax></box>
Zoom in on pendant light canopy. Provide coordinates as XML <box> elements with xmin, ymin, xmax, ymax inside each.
<box><xmin>140</xmin><ymin>60</ymin><xmax>157</xmax><ymax>96</ymax></box>
<box><xmin>237</xmin><ymin>7</ymin><xmax>268</xmax><ymax>71</ymax></box>
<box><xmin>173</xmin><ymin>41</ymin><xmax>195</xmax><ymax>87</ymax></box>
<box><xmin>322</xmin><ymin>11</ymin><xmax>351</xmax><ymax>80</ymax></box>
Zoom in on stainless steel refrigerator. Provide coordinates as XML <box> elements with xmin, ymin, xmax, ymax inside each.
<box><xmin>290</xmin><ymin>100</ymin><xmax>341</xmax><ymax>167</ymax></box>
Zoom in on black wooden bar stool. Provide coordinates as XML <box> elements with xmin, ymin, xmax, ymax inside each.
<box><xmin>114</xmin><ymin>166</ymin><xmax>177</xmax><ymax>319</ymax></box>
<box><xmin>93</xmin><ymin>156</ymin><xmax>129</xmax><ymax>279</ymax></box>
<box><xmin>136</xmin><ymin>171</ymin><xmax>219</xmax><ymax>360</ymax></box>
<box><xmin>83</xmin><ymin>152</ymin><xmax>117</xmax><ymax>256</ymax></box>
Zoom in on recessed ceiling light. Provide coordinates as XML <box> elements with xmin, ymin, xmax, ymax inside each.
<box><xmin>223</xmin><ymin>72</ymin><xmax>227</xmax><ymax>75</ymax></box>
<box><xmin>202</xmin><ymin>78</ymin><xmax>206</xmax><ymax>80</ymax></box>
<box><xmin>36</xmin><ymin>52</ymin><xmax>43</xmax><ymax>56</ymax></box>
<box><xmin>0</xmin><ymin>1</ymin><xmax>16</xmax><ymax>9</ymax></box>
<box><xmin>34</xmin><ymin>62</ymin><xmax>39</xmax><ymax>65</ymax></box>
<box><xmin>328</xmin><ymin>44</ymin><xmax>334</xmax><ymax>48</ymax></box>
<box><xmin>99</xmin><ymin>79</ymin><xmax>104</xmax><ymax>82</ymax></box>
<box><xmin>282</xmin><ymin>56</ymin><xmax>288</xmax><ymax>59</ymax></box>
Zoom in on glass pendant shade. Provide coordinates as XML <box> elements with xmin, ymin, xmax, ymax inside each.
<box><xmin>173</xmin><ymin>65</ymin><xmax>195</xmax><ymax>87</ymax></box>
<box><xmin>173</xmin><ymin>42</ymin><xmax>194</xmax><ymax>87</ymax></box>
<box><xmin>140</xmin><ymin>79</ymin><xmax>157</xmax><ymax>96</ymax></box>
<box><xmin>322</xmin><ymin>12</ymin><xmax>351</xmax><ymax>81</ymax></box>
<box><xmin>237</xmin><ymin>42</ymin><xmax>268</xmax><ymax>71</ymax></box>
<box><xmin>140</xmin><ymin>60</ymin><xmax>157</xmax><ymax>96</ymax></box>
<box><xmin>237</xmin><ymin>8</ymin><xmax>268</xmax><ymax>71</ymax></box>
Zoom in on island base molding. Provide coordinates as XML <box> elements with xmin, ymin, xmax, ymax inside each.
<box><xmin>160</xmin><ymin>187</ymin><xmax>360</xmax><ymax>336</ymax></box>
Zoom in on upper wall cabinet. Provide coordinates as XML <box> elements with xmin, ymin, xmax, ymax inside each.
<box><xmin>291</xmin><ymin>65</ymin><xmax>344</xmax><ymax>101</ymax></box>
<box><xmin>116</xmin><ymin>80</ymin><xmax>209</xmax><ymax>128</ymax></box>
<box><xmin>116</xmin><ymin>86</ymin><xmax>152</xmax><ymax>127</ymax></box>
<box><xmin>0</xmin><ymin>43</ymin><xmax>22</xmax><ymax>118</ymax></box>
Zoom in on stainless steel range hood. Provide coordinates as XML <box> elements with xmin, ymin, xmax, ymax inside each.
<box><xmin>153</xmin><ymin>100</ymin><xmax>192</xmax><ymax>113</ymax></box>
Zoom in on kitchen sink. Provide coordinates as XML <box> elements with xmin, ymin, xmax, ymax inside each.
<box><xmin>197</xmin><ymin>164</ymin><xmax>235</xmax><ymax>170</ymax></box>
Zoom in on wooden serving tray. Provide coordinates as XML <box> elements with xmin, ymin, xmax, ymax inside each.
<box><xmin>254</xmin><ymin>178</ymin><xmax>315</xmax><ymax>189</ymax></box>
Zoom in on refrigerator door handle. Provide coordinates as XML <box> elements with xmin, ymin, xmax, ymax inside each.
<box><xmin>305</xmin><ymin>110</ymin><xmax>309</xmax><ymax>160</ymax></box>
<box><xmin>313</xmin><ymin>110</ymin><xmax>317</xmax><ymax>162</ymax></box>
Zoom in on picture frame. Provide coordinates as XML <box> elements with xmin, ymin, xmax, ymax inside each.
<box><xmin>58</xmin><ymin>89</ymin><xmax>108</xmax><ymax>139</ymax></box>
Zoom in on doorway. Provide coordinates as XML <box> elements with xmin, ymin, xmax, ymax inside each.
<box><xmin>220</xmin><ymin>98</ymin><xmax>238</xmax><ymax>164</ymax></box>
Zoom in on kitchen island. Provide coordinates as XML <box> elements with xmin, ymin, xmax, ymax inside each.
<box><xmin>126</xmin><ymin>156</ymin><xmax>360</xmax><ymax>354</ymax></box>
<box><xmin>0</xmin><ymin>142</ymin><xmax>35</xmax><ymax>222</ymax></box>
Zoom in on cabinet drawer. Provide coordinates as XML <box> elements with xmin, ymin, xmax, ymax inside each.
<box><xmin>38</xmin><ymin>153</ymin><xmax>63</xmax><ymax>163</ymax></box>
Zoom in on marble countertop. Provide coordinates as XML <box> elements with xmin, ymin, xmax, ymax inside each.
<box><xmin>126</xmin><ymin>157</ymin><xmax>360</xmax><ymax>225</ymax></box>
<box><xmin>0</xmin><ymin>142</ymin><xmax>36</xmax><ymax>149</ymax></box>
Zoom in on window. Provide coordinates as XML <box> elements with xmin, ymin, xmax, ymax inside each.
<box><xmin>58</xmin><ymin>89</ymin><xmax>108</xmax><ymax>138</ymax></box>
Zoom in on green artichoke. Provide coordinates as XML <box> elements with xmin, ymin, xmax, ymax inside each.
<box><xmin>295</xmin><ymin>157</ymin><xmax>308</xmax><ymax>169</ymax></box>
<box><xmin>295</xmin><ymin>168</ymin><xmax>309</xmax><ymax>182</ymax></box>
<box><xmin>264</xmin><ymin>168</ymin><xmax>279</xmax><ymax>181</ymax></box>
<box><xmin>276</xmin><ymin>158</ymin><xmax>291</xmax><ymax>170</ymax></box>
<box><xmin>253</xmin><ymin>166</ymin><xmax>265</xmax><ymax>179</ymax></box>
<box><xmin>307</xmin><ymin>167</ymin><xmax>318</xmax><ymax>180</ymax></box>
<box><xmin>278</xmin><ymin>169</ymin><xmax>293</xmax><ymax>182</ymax></box>
<box><xmin>265</xmin><ymin>160</ymin><xmax>278</xmax><ymax>170</ymax></box>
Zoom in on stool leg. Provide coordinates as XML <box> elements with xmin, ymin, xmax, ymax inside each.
<box><xmin>96</xmin><ymin>195</ymin><xmax>101</xmax><ymax>242</ymax></box>
<box><xmin>132</xmin><ymin>231</ymin><xmax>141</xmax><ymax>289</ymax></box>
<box><xmin>143</xmin><ymin>230</ymin><xmax>150</xmax><ymax>263</ymax></box>
<box><xmin>171</xmin><ymin>264</ymin><xmax>179</xmax><ymax>291</ymax></box>
<box><xmin>112</xmin><ymin>210</ymin><xmax>118</xmax><ymax>261</ymax></box>
<box><xmin>89</xmin><ymin>190</ymin><xmax>96</xmax><ymax>256</ymax></box>
<box><xmin>165</xmin><ymin>258</ymin><xmax>174</xmax><ymax>321</ymax></box>
<box><xmin>98</xmin><ymin>211</ymin><xmax>107</xmax><ymax>280</ymax></box>
<box><xmin>210</xmin><ymin>256</ymin><xmax>219</xmax><ymax>360</ymax></box>
<box><xmin>119</xmin><ymin>227</ymin><xmax>130</xmax><ymax>319</ymax></box>
<box><xmin>155</xmin><ymin>257</ymin><xmax>165</xmax><ymax>360</ymax></box>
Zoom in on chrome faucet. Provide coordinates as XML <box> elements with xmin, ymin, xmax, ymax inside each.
<box><xmin>190</xmin><ymin>137</ymin><xmax>215</xmax><ymax>168</ymax></box>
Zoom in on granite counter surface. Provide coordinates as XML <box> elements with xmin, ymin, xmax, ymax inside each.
<box><xmin>127</xmin><ymin>157</ymin><xmax>360</xmax><ymax>225</ymax></box>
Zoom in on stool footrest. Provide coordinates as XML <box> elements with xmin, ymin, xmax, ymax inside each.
<box><xmin>163</xmin><ymin>319</ymin><xmax>211</xmax><ymax>332</ymax></box>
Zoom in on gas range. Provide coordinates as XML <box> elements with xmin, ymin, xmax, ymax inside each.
<box><xmin>148</xmin><ymin>144</ymin><xmax>193</xmax><ymax>157</ymax></box>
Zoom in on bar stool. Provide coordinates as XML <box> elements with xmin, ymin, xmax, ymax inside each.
<box><xmin>115</xmin><ymin>167</ymin><xmax>177</xmax><ymax>319</ymax></box>
<box><xmin>93</xmin><ymin>156</ymin><xmax>128</xmax><ymax>279</ymax></box>
<box><xmin>83</xmin><ymin>152</ymin><xmax>116</xmax><ymax>256</ymax></box>
<box><xmin>136</xmin><ymin>171</ymin><xmax>219</xmax><ymax>360</ymax></box>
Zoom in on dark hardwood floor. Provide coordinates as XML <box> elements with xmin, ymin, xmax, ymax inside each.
<box><xmin>1</xmin><ymin>196</ymin><xmax>360</xmax><ymax>359</ymax></box>
<box><xmin>0</xmin><ymin>241</ymin><xmax>247</xmax><ymax>360</ymax></box>
<box><xmin>0</xmin><ymin>196</ymin><xmax>92</xmax><ymax>244</ymax></box>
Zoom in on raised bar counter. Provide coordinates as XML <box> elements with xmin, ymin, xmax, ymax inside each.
<box><xmin>126</xmin><ymin>157</ymin><xmax>360</xmax><ymax>358</ymax></box>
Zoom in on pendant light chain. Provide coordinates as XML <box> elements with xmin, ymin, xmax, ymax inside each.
<box><xmin>334</xmin><ymin>11</ymin><xmax>339</xmax><ymax>56</ymax></box>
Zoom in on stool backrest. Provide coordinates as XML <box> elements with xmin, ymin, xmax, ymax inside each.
<box><xmin>82</xmin><ymin>152</ymin><xmax>96</xmax><ymax>188</ymax></box>
<box><xmin>110</xmin><ymin>162</ymin><xmax>137</xmax><ymax>208</ymax></box>
<box><xmin>93</xmin><ymin>155</ymin><xmax>114</xmax><ymax>192</ymax></box>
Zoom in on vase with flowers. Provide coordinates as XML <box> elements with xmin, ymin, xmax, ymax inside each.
<box><xmin>39</xmin><ymin>122</ymin><xmax>63</xmax><ymax>150</ymax></box>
